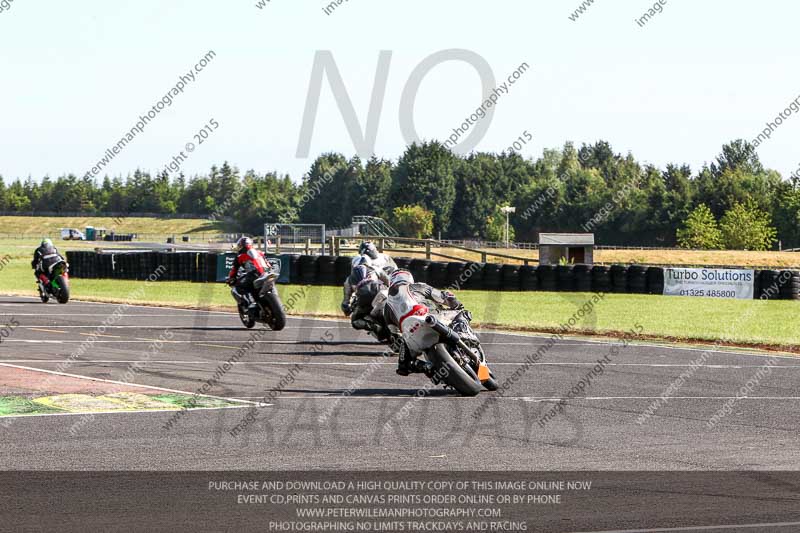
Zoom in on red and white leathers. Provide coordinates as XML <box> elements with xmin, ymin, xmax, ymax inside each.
<box><xmin>228</xmin><ymin>248</ymin><xmax>269</xmax><ymax>279</ymax></box>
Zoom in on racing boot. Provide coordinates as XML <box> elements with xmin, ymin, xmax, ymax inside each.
<box><xmin>396</xmin><ymin>342</ymin><xmax>413</xmax><ymax>376</ymax></box>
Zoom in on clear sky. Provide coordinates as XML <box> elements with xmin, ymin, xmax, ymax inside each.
<box><xmin>1</xmin><ymin>0</ymin><xmax>798</xmax><ymax>183</ymax></box>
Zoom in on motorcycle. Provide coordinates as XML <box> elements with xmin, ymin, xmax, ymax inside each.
<box><xmin>230</xmin><ymin>268</ymin><xmax>286</xmax><ymax>331</ymax></box>
<box><xmin>349</xmin><ymin>287</ymin><xmax>399</xmax><ymax>347</ymax></box>
<box><xmin>37</xmin><ymin>258</ymin><xmax>70</xmax><ymax>304</ymax></box>
<box><xmin>389</xmin><ymin>303</ymin><xmax>499</xmax><ymax>397</ymax></box>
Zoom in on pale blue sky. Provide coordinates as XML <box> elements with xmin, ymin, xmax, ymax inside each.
<box><xmin>1</xmin><ymin>0</ymin><xmax>798</xmax><ymax>182</ymax></box>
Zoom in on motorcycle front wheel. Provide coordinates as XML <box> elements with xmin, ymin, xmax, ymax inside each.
<box><xmin>262</xmin><ymin>290</ymin><xmax>286</xmax><ymax>331</ymax></box>
<box><xmin>427</xmin><ymin>343</ymin><xmax>482</xmax><ymax>397</ymax></box>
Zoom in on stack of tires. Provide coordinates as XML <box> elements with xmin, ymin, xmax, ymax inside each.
<box><xmin>482</xmin><ymin>263</ymin><xmax>502</xmax><ymax>291</ymax></box>
<box><xmin>500</xmin><ymin>264</ymin><xmax>521</xmax><ymax>291</ymax></box>
<box><xmin>610</xmin><ymin>265</ymin><xmax>628</xmax><ymax>293</ymax></box>
<box><xmin>646</xmin><ymin>267</ymin><xmax>665</xmax><ymax>295</ymax></box>
<box><xmin>317</xmin><ymin>255</ymin><xmax>338</xmax><ymax>286</ymax></box>
<box><xmin>520</xmin><ymin>265</ymin><xmax>538</xmax><ymax>291</ymax></box>
<box><xmin>299</xmin><ymin>255</ymin><xmax>318</xmax><ymax>285</ymax></box>
<box><xmin>409</xmin><ymin>259</ymin><xmax>431</xmax><ymax>285</ymax></box>
<box><xmin>556</xmin><ymin>265</ymin><xmax>574</xmax><ymax>292</ymax></box>
<box><xmin>462</xmin><ymin>262</ymin><xmax>484</xmax><ymax>290</ymax></box>
<box><xmin>627</xmin><ymin>265</ymin><xmax>648</xmax><ymax>294</ymax></box>
<box><xmin>445</xmin><ymin>262</ymin><xmax>467</xmax><ymax>289</ymax></box>
<box><xmin>591</xmin><ymin>265</ymin><xmax>611</xmax><ymax>292</ymax></box>
<box><xmin>537</xmin><ymin>265</ymin><xmax>557</xmax><ymax>292</ymax></box>
<box><xmin>428</xmin><ymin>261</ymin><xmax>449</xmax><ymax>288</ymax></box>
<box><xmin>573</xmin><ymin>264</ymin><xmax>592</xmax><ymax>292</ymax></box>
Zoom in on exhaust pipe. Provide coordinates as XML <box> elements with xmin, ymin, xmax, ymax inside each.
<box><xmin>424</xmin><ymin>314</ymin><xmax>460</xmax><ymax>344</ymax></box>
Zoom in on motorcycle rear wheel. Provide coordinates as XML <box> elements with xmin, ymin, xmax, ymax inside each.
<box><xmin>38</xmin><ymin>285</ymin><xmax>49</xmax><ymax>303</ymax></box>
<box><xmin>238</xmin><ymin>304</ymin><xmax>256</xmax><ymax>329</ymax></box>
<box><xmin>428</xmin><ymin>343</ymin><xmax>482</xmax><ymax>397</ymax></box>
<box><xmin>55</xmin><ymin>276</ymin><xmax>70</xmax><ymax>304</ymax></box>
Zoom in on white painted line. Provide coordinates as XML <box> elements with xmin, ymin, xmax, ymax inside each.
<box><xmin>4</xmin><ymin>360</ymin><xmax>800</xmax><ymax>369</ymax></box>
<box><xmin>0</xmin><ymin>404</ymin><xmax>251</xmax><ymax>420</ymax></box>
<box><xmin>0</xmin><ymin>363</ymin><xmax>259</xmax><ymax>406</ymax></box>
<box><xmin>570</xmin><ymin>520</ymin><xmax>800</xmax><ymax>532</ymax></box>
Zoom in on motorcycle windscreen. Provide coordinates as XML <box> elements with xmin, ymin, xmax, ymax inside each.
<box><xmin>402</xmin><ymin>315</ymin><xmax>439</xmax><ymax>353</ymax></box>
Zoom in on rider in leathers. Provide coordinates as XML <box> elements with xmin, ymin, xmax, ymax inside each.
<box><xmin>341</xmin><ymin>241</ymin><xmax>396</xmax><ymax>315</ymax></box>
<box><xmin>227</xmin><ymin>237</ymin><xmax>271</xmax><ymax>317</ymax></box>
<box><xmin>383</xmin><ymin>269</ymin><xmax>466</xmax><ymax>376</ymax></box>
<box><xmin>31</xmin><ymin>238</ymin><xmax>63</xmax><ymax>287</ymax></box>
<box><xmin>346</xmin><ymin>264</ymin><xmax>391</xmax><ymax>342</ymax></box>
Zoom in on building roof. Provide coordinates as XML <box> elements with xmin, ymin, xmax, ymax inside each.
<box><xmin>539</xmin><ymin>233</ymin><xmax>595</xmax><ymax>246</ymax></box>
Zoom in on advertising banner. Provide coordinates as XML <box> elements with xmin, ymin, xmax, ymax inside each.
<box><xmin>663</xmin><ymin>268</ymin><xmax>754</xmax><ymax>299</ymax></box>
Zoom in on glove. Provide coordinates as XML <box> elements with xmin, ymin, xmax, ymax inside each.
<box><xmin>226</xmin><ymin>277</ymin><xmax>235</xmax><ymax>286</ymax></box>
<box><xmin>341</xmin><ymin>302</ymin><xmax>352</xmax><ymax>316</ymax></box>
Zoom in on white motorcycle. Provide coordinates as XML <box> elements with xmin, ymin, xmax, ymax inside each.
<box><xmin>389</xmin><ymin>303</ymin><xmax>498</xmax><ymax>397</ymax></box>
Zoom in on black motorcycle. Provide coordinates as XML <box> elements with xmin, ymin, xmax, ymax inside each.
<box><xmin>230</xmin><ymin>269</ymin><xmax>286</xmax><ymax>331</ymax></box>
<box><xmin>37</xmin><ymin>258</ymin><xmax>70</xmax><ymax>304</ymax></box>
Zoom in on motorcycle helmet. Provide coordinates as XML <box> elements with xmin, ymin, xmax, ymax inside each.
<box><xmin>389</xmin><ymin>269</ymin><xmax>414</xmax><ymax>288</ymax></box>
<box><xmin>41</xmin><ymin>238</ymin><xmax>53</xmax><ymax>247</ymax></box>
<box><xmin>349</xmin><ymin>264</ymin><xmax>376</xmax><ymax>287</ymax></box>
<box><xmin>236</xmin><ymin>236</ymin><xmax>254</xmax><ymax>253</ymax></box>
<box><xmin>359</xmin><ymin>241</ymin><xmax>379</xmax><ymax>260</ymax></box>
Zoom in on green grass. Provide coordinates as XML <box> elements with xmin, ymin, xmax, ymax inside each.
<box><xmin>1</xmin><ymin>239</ymin><xmax>798</xmax><ymax>349</ymax></box>
<box><xmin>0</xmin><ymin>216</ymin><xmax>234</xmax><ymax>237</ymax></box>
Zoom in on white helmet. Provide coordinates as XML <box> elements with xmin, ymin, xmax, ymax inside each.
<box><xmin>389</xmin><ymin>269</ymin><xmax>414</xmax><ymax>288</ymax></box>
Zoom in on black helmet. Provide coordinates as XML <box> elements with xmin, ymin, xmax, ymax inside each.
<box><xmin>236</xmin><ymin>237</ymin><xmax>253</xmax><ymax>253</ymax></box>
<box><xmin>359</xmin><ymin>241</ymin><xmax>379</xmax><ymax>260</ymax></box>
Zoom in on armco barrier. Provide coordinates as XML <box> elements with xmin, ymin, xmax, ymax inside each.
<box><xmin>64</xmin><ymin>251</ymin><xmax>800</xmax><ymax>300</ymax></box>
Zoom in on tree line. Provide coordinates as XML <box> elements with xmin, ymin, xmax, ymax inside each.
<box><xmin>0</xmin><ymin>139</ymin><xmax>797</xmax><ymax>249</ymax></box>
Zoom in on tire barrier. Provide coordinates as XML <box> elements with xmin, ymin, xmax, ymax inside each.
<box><xmin>591</xmin><ymin>265</ymin><xmax>611</xmax><ymax>292</ymax></box>
<box><xmin>572</xmin><ymin>264</ymin><xmax>592</xmax><ymax>292</ymax></box>
<box><xmin>646</xmin><ymin>267</ymin><xmax>665</xmax><ymax>295</ymax></box>
<box><xmin>445</xmin><ymin>262</ymin><xmax>467</xmax><ymax>289</ymax></box>
<box><xmin>462</xmin><ymin>262</ymin><xmax>484</xmax><ymax>290</ymax></box>
<box><xmin>555</xmin><ymin>265</ymin><xmax>575</xmax><ymax>292</ymax></box>
<box><xmin>627</xmin><ymin>265</ymin><xmax>648</xmax><ymax>294</ymax></box>
<box><xmin>610</xmin><ymin>265</ymin><xmax>628</xmax><ymax>294</ymax></box>
<box><xmin>298</xmin><ymin>255</ymin><xmax>319</xmax><ymax>285</ymax></box>
<box><xmin>520</xmin><ymin>265</ymin><xmax>538</xmax><ymax>291</ymax></box>
<box><xmin>500</xmin><ymin>264</ymin><xmax>521</xmax><ymax>291</ymax></box>
<box><xmin>537</xmin><ymin>264</ymin><xmax>557</xmax><ymax>292</ymax></box>
<box><xmin>63</xmin><ymin>251</ymin><xmax>800</xmax><ymax>300</ymax></box>
<box><xmin>393</xmin><ymin>257</ymin><xmax>413</xmax><ymax>271</ymax></box>
<box><xmin>335</xmin><ymin>256</ymin><xmax>353</xmax><ymax>284</ymax></box>
<box><xmin>482</xmin><ymin>263</ymin><xmax>502</xmax><ymax>291</ymax></box>
<box><xmin>409</xmin><ymin>259</ymin><xmax>431</xmax><ymax>285</ymax></box>
<box><xmin>428</xmin><ymin>261</ymin><xmax>449</xmax><ymax>289</ymax></box>
<box><xmin>317</xmin><ymin>255</ymin><xmax>338</xmax><ymax>286</ymax></box>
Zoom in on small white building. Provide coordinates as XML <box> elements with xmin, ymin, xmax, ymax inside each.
<box><xmin>538</xmin><ymin>233</ymin><xmax>595</xmax><ymax>265</ymax></box>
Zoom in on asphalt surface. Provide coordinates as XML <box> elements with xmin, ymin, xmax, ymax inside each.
<box><xmin>0</xmin><ymin>295</ymin><xmax>798</xmax><ymax>472</ymax></box>
<box><xmin>3</xmin><ymin>295</ymin><xmax>800</xmax><ymax>531</ymax></box>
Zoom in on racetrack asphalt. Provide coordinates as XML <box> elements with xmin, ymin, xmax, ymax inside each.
<box><xmin>0</xmin><ymin>295</ymin><xmax>799</xmax><ymax>472</ymax></box>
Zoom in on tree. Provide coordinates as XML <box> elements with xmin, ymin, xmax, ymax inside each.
<box><xmin>676</xmin><ymin>204</ymin><xmax>722</xmax><ymax>249</ymax></box>
<box><xmin>485</xmin><ymin>207</ymin><xmax>515</xmax><ymax>242</ymax></box>
<box><xmin>392</xmin><ymin>205</ymin><xmax>434</xmax><ymax>238</ymax></box>
<box><xmin>390</xmin><ymin>141</ymin><xmax>458</xmax><ymax>235</ymax></box>
<box><xmin>720</xmin><ymin>201</ymin><xmax>777</xmax><ymax>251</ymax></box>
